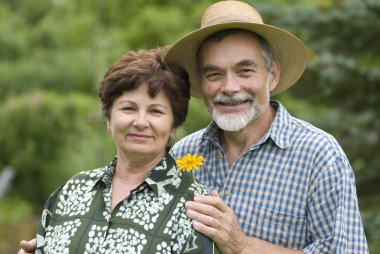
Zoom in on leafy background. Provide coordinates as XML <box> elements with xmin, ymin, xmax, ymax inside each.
<box><xmin>0</xmin><ymin>0</ymin><xmax>379</xmax><ymax>252</ymax></box>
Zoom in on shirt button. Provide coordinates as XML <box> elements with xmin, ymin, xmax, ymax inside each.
<box><xmin>224</xmin><ymin>190</ymin><xmax>231</xmax><ymax>196</ymax></box>
<box><xmin>218</xmin><ymin>153</ymin><xmax>223</xmax><ymax>159</ymax></box>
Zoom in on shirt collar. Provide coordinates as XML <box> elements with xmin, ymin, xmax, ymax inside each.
<box><xmin>200</xmin><ymin>100</ymin><xmax>291</xmax><ymax>149</ymax></box>
<box><xmin>266</xmin><ymin>100</ymin><xmax>291</xmax><ymax>149</ymax></box>
<box><xmin>89</xmin><ymin>157</ymin><xmax>116</xmax><ymax>191</ymax></box>
<box><xmin>93</xmin><ymin>149</ymin><xmax>178</xmax><ymax>197</ymax></box>
<box><xmin>144</xmin><ymin>149</ymin><xmax>179</xmax><ymax>196</ymax></box>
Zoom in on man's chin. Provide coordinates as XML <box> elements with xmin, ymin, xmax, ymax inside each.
<box><xmin>213</xmin><ymin>116</ymin><xmax>250</xmax><ymax>132</ymax></box>
<box><xmin>212</xmin><ymin>108</ymin><xmax>258</xmax><ymax>132</ymax></box>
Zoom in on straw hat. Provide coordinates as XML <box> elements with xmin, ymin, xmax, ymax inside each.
<box><xmin>165</xmin><ymin>0</ymin><xmax>309</xmax><ymax>99</ymax></box>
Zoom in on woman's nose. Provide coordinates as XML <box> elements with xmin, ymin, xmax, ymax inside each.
<box><xmin>133</xmin><ymin>112</ymin><xmax>149</xmax><ymax>128</ymax></box>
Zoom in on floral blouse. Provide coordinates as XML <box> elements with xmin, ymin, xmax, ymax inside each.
<box><xmin>35</xmin><ymin>151</ymin><xmax>219</xmax><ymax>254</ymax></box>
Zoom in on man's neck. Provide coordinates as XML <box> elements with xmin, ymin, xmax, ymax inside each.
<box><xmin>219</xmin><ymin>105</ymin><xmax>276</xmax><ymax>167</ymax></box>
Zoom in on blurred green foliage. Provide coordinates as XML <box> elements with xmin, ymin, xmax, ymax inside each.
<box><xmin>0</xmin><ymin>0</ymin><xmax>379</xmax><ymax>252</ymax></box>
<box><xmin>0</xmin><ymin>91</ymin><xmax>115</xmax><ymax>207</ymax></box>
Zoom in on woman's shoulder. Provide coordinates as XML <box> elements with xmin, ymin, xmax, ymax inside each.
<box><xmin>177</xmin><ymin>170</ymin><xmax>211</xmax><ymax>197</ymax></box>
<box><xmin>51</xmin><ymin>166</ymin><xmax>106</xmax><ymax>195</ymax></box>
<box><xmin>66</xmin><ymin>166</ymin><xmax>105</xmax><ymax>181</ymax></box>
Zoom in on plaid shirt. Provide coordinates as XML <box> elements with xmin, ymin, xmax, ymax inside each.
<box><xmin>172</xmin><ymin>101</ymin><xmax>368</xmax><ymax>253</ymax></box>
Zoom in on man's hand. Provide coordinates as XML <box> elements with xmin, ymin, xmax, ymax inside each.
<box><xmin>18</xmin><ymin>238</ymin><xmax>36</xmax><ymax>254</ymax></box>
<box><xmin>185</xmin><ymin>190</ymin><xmax>248</xmax><ymax>254</ymax></box>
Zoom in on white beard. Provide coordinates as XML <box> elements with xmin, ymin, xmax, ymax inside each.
<box><xmin>210</xmin><ymin>78</ymin><xmax>271</xmax><ymax>132</ymax></box>
<box><xmin>211</xmin><ymin>94</ymin><xmax>258</xmax><ymax>132</ymax></box>
<box><xmin>213</xmin><ymin>111</ymin><xmax>256</xmax><ymax>131</ymax></box>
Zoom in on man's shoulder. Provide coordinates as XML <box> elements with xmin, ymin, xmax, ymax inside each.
<box><xmin>172</xmin><ymin>128</ymin><xmax>207</xmax><ymax>158</ymax></box>
<box><xmin>274</xmin><ymin>102</ymin><xmax>342</xmax><ymax>154</ymax></box>
<box><xmin>290</xmin><ymin>116</ymin><xmax>345</xmax><ymax>156</ymax></box>
<box><xmin>177</xmin><ymin>128</ymin><xmax>207</xmax><ymax>144</ymax></box>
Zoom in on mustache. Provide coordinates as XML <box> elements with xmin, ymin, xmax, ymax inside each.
<box><xmin>211</xmin><ymin>92</ymin><xmax>254</xmax><ymax>104</ymax></box>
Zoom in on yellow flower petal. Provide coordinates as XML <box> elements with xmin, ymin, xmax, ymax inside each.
<box><xmin>176</xmin><ymin>153</ymin><xmax>204</xmax><ymax>172</ymax></box>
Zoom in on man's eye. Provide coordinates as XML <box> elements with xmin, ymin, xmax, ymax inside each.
<box><xmin>239</xmin><ymin>69</ymin><xmax>254</xmax><ymax>76</ymax></box>
<box><xmin>206</xmin><ymin>72</ymin><xmax>222</xmax><ymax>81</ymax></box>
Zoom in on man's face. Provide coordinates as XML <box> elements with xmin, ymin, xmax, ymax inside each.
<box><xmin>198</xmin><ymin>31</ymin><xmax>277</xmax><ymax>131</ymax></box>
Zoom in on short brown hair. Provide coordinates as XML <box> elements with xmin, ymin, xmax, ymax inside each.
<box><xmin>99</xmin><ymin>48</ymin><xmax>190</xmax><ymax>128</ymax></box>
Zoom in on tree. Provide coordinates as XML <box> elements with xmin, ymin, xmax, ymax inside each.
<box><xmin>0</xmin><ymin>91</ymin><xmax>114</xmax><ymax>209</ymax></box>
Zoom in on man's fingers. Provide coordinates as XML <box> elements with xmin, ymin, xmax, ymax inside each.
<box><xmin>187</xmin><ymin>205</ymin><xmax>221</xmax><ymax>226</ymax></box>
<box><xmin>19</xmin><ymin>238</ymin><xmax>36</xmax><ymax>253</ymax></box>
<box><xmin>186</xmin><ymin>200</ymin><xmax>223</xmax><ymax>221</ymax></box>
<box><xmin>193</xmin><ymin>191</ymin><xmax>229</xmax><ymax>213</ymax></box>
<box><xmin>192</xmin><ymin>218</ymin><xmax>220</xmax><ymax>238</ymax></box>
<box><xmin>210</xmin><ymin>189</ymin><xmax>219</xmax><ymax>197</ymax></box>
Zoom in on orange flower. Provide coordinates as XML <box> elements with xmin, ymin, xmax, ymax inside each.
<box><xmin>176</xmin><ymin>154</ymin><xmax>204</xmax><ymax>172</ymax></box>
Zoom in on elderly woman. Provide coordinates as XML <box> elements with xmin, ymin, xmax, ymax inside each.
<box><xmin>32</xmin><ymin>48</ymin><xmax>219</xmax><ymax>254</ymax></box>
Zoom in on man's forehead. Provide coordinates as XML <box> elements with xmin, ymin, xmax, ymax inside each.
<box><xmin>201</xmin><ymin>59</ymin><xmax>257</xmax><ymax>70</ymax></box>
<box><xmin>199</xmin><ymin>36</ymin><xmax>262</xmax><ymax>59</ymax></box>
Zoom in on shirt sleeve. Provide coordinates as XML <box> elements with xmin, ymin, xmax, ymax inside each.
<box><xmin>303</xmin><ymin>155</ymin><xmax>368</xmax><ymax>253</ymax></box>
<box><xmin>35</xmin><ymin>194</ymin><xmax>54</xmax><ymax>254</ymax></box>
<box><xmin>35</xmin><ymin>182</ymin><xmax>66</xmax><ymax>254</ymax></box>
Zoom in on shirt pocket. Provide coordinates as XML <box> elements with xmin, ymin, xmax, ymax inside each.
<box><xmin>252</xmin><ymin>206</ymin><xmax>307</xmax><ymax>249</ymax></box>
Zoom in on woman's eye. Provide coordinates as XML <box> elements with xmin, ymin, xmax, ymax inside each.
<box><xmin>122</xmin><ymin>107</ymin><xmax>135</xmax><ymax>112</ymax></box>
<box><xmin>150</xmin><ymin>109</ymin><xmax>163</xmax><ymax>114</ymax></box>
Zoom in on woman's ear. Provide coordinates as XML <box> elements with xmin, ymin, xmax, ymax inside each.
<box><xmin>170</xmin><ymin>128</ymin><xmax>177</xmax><ymax>141</ymax></box>
<box><xmin>106</xmin><ymin>120</ymin><xmax>110</xmax><ymax>133</ymax></box>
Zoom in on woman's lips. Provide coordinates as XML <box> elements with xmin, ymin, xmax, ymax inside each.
<box><xmin>128</xmin><ymin>133</ymin><xmax>152</xmax><ymax>141</ymax></box>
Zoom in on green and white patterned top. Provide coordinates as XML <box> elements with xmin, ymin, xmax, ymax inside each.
<box><xmin>35</xmin><ymin>151</ymin><xmax>219</xmax><ymax>254</ymax></box>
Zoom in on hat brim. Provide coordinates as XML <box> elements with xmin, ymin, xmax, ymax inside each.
<box><xmin>165</xmin><ymin>22</ymin><xmax>309</xmax><ymax>99</ymax></box>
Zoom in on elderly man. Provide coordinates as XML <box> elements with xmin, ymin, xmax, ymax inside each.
<box><xmin>166</xmin><ymin>1</ymin><xmax>368</xmax><ymax>253</ymax></box>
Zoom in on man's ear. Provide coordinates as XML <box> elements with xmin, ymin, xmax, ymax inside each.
<box><xmin>269</xmin><ymin>60</ymin><xmax>281</xmax><ymax>92</ymax></box>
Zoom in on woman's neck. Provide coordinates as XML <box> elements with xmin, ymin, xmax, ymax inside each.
<box><xmin>114</xmin><ymin>149</ymin><xmax>165</xmax><ymax>183</ymax></box>
<box><xmin>110</xmin><ymin>150</ymin><xmax>166</xmax><ymax>211</ymax></box>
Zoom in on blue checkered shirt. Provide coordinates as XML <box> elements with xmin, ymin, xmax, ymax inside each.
<box><xmin>172</xmin><ymin>101</ymin><xmax>368</xmax><ymax>253</ymax></box>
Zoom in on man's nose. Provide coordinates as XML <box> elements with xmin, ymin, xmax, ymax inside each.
<box><xmin>221</xmin><ymin>73</ymin><xmax>240</xmax><ymax>95</ymax></box>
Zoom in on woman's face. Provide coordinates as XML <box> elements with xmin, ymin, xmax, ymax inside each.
<box><xmin>107</xmin><ymin>84</ymin><xmax>176</xmax><ymax>161</ymax></box>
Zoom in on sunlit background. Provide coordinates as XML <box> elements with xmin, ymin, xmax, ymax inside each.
<box><xmin>0</xmin><ymin>0</ymin><xmax>379</xmax><ymax>252</ymax></box>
